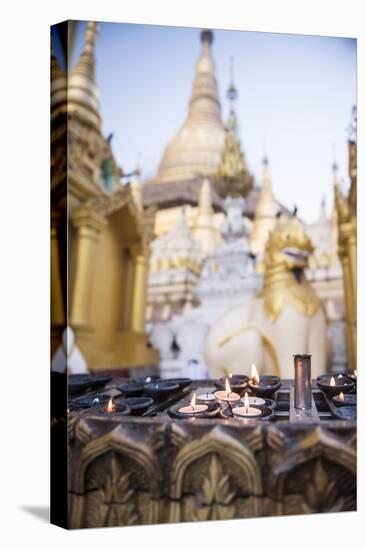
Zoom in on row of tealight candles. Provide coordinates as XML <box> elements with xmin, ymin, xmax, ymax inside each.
<box><xmin>178</xmin><ymin>365</ymin><xmax>266</xmax><ymax>418</ymax></box>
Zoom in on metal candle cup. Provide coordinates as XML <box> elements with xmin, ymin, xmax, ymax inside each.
<box><xmin>196</xmin><ymin>392</ymin><xmax>216</xmax><ymax>403</ymax></box>
<box><xmin>232</xmin><ymin>392</ymin><xmax>261</xmax><ymax>417</ymax></box>
<box><xmin>294</xmin><ymin>354</ymin><xmax>312</xmax><ymax>410</ymax></box>
<box><xmin>214</xmin><ymin>378</ymin><xmax>240</xmax><ymax>406</ymax></box>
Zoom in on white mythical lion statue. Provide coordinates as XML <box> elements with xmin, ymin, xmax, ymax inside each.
<box><xmin>204</xmin><ymin>215</ymin><xmax>326</xmax><ymax>379</ymax></box>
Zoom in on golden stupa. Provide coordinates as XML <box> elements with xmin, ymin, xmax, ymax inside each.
<box><xmin>155</xmin><ymin>29</ymin><xmax>225</xmax><ymax>183</ymax></box>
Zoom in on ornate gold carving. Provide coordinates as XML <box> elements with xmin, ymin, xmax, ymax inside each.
<box><xmin>68</xmin><ymin>416</ymin><xmax>93</xmax><ymax>445</ymax></box>
<box><xmin>271</xmin><ymin>427</ymin><xmax>356</xmax><ymax>515</ymax></box>
<box><xmin>213</xmin><ymin>109</ymin><xmax>253</xmax><ymax>199</ymax></box>
<box><xmin>190</xmin><ymin>454</ymin><xmax>236</xmax><ymax>521</ymax></box>
<box><xmin>69</xmin><ymin>424</ymin><xmax>160</xmax><ymax>528</ymax></box>
<box><xmin>266</xmin><ymin>425</ymin><xmax>286</xmax><ymax>451</ymax></box>
<box><xmin>169</xmin><ymin>426</ymin><xmax>262</xmax><ymax>522</ymax></box>
<box><xmin>301</xmin><ymin>458</ymin><xmax>345</xmax><ymax>514</ymax></box>
<box><xmin>86</xmin><ymin>453</ymin><xmax>139</xmax><ymax>527</ymax></box>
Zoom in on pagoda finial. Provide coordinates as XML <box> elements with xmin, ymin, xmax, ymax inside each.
<box><xmin>226</xmin><ymin>56</ymin><xmax>238</xmax><ymax>110</ymax></box>
<box><xmin>201</xmin><ymin>29</ymin><xmax>213</xmax><ymax>45</ymax></box>
<box><xmin>68</xmin><ymin>21</ymin><xmax>101</xmax><ymax>128</ymax></box>
<box><xmin>84</xmin><ymin>21</ymin><xmax>99</xmax><ymax>54</ymax></box>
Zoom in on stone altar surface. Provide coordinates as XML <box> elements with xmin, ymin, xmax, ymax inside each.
<box><xmin>68</xmin><ymin>380</ymin><xmax>356</xmax><ymax>528</ymax></box>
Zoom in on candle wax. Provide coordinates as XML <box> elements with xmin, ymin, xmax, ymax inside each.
<box><xmin>178</xmin><ymin>404</ymin><xmax>208</xmax><ymax>414</ymax></box>
<box><xmin>232</xmin><ymin>406</ymin><xmax>262</xmax><ymax>418</ymax></box>
<box><xmin>214</xmin><ymin>390</ymin><xmax>240</xmax><ymax>403</ymax></box>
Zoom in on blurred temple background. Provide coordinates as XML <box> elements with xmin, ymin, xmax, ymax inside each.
<box><xmin>50</xmin><ymin>22</ymin><xmax>356</xmax><ymax>378</ymax></box>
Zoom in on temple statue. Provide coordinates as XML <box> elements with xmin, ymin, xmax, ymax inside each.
<box><xmin>204</xmin><ymin>214</ymin><xmax>327</xmax><ymax>379</ymax></box>
<box><xmin>51</xmin><ymin>22</ymin><xmax>158</xmax><ymax>371</ymax></box>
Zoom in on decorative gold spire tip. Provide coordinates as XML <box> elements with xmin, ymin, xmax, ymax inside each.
<box><xmin>201</xmin><ymin>29</ymin><xmax>213</xmax><ymax>45</ymax></box>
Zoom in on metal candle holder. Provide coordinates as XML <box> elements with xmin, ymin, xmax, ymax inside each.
<box><xmin>294</xmin><ymin>354</ymin><xmax>312</xmax><ymax>410</ymax></box>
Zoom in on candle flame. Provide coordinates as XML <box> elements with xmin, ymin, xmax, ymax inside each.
<box><xmin>330</xmin><ymin>376</ymin><xmax>336</xmax><ymax>387</ymax></box>
<box><xmin>106</xmin><ymin>398</ymin><xmax>116</xmax><ymax>414</ymax></box>
<box><xmin>190</xmin><ymin>393</ymin><xmax>196</xmax><ymax>409</ymax></box>
<box><xmin>251</xmin><ymin>364</ymin><xmax>260</xmax><ymax>384</ymax></box>
<box><xmin>244</xmin><ymin>392</ymin><xmax>249</xmax><ymax>411</ymax></box>
<box><xmin>229</xmin><ymin>372</ymin><xmax>233</xmax><ymax>379</ymax></box>
<box><xmin>339</xmin><ymin>392</ymin><xmax>345</xmax><ymax>401</ymax></box>
<box><xmin>354</xmin><ymin>370</ymin><xmax>357</xmax><ymax>378</ymax></box>
<box><xmin>225</xmin><ymin>378</ymin><xmax>232</xmax><ymax>396</ymax></box>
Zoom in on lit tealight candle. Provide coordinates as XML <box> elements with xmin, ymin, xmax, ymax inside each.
<box><xmin>106</xmin><ymin>398</ymin><xmax>116</xmax><ymax>414</ymax></box>
<box><xmin>214</xmin><ymin>378</ymin><xmax>240</xmax><ymax>404</ymax></box>
<box><xmin>251</xmin><ymin>364</ymin><xmax>260</xmax><ymax>386</ymax></box>
<box><xmin>178</xmin><ymin>393</ymin><xmax>208</xmax><ymax>415</ymax></box>
<box><xmin>232</xmin><ymin>392</ymin><xmax>262</xmax><ymax>418</ymax></box>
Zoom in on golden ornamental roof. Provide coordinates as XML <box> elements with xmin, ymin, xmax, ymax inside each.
<box><xmin>212</xmin><ymin>107</ymin><xmax>253</xmax><ymax>198</ymax></box>
<box><xmin>150</xmin><ymin>208</ymin><xmax>203</xmax><ymax>272</ymax></box>
<box><xmin>154</xmin><ymin>30</ymin><xmax>225</xmax><ymax>183</ymax></box>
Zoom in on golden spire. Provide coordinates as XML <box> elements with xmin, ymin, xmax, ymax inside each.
<box><xmin>155</xmin><ymin>30</ymin><xmax>225</xmax><ymax>183</ymax></box>
<box><xmin>213</xmin><ymin>74</ymin><xmax>253</xmax><ymax>198</ymax></box>
<box><xmin>68</xmin><ymin>21</ymin><xmax>101</xmax><ymax>129</ymax></box>
<box><xmin>130</xmin><ymin>168</ymin><xmax>143</xmax><ymax>210</ymax></box>
<box><xmin>255</xmin><ymin>157</ymin><xmax>278</xmax><ymax>218</ymax></box>
<box><xmin>249</xmin><ymin>157</ymin><xmax>279</xmax><ymax>261</ymax></box>
<box><xmin>192</xmin><ymin>178</ymin><xmax>219</xmax><ymax>255</ymax></box>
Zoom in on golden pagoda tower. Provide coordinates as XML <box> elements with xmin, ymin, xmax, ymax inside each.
<box><xmin>143</xmin><ymin>29</ymin><xmax>226</xmax><ymax>239</ymax></box>
<box><xmin>156</xmin><ymin>29</ymin><xmax>225</xmax><ymax>183</ymax></box>
<box><xmin>249</xmin><ymin>157</ymin><xmax>279</xmax><ymax>270</ymax></box>
<box><xmin>51</xmin><ymin>21</ymin><xmax>158</xmax><ymax>370</ymax></box>
<box><xmin>334</xmin><ymin>107</ymin><xmax>357</xmax><ymax>371</ymax></box>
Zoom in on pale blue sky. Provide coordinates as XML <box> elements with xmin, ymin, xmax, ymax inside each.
<box><xmin>70</xmin><ymin>21</ymin><xmax>356</xmax><ymax>223</ymax></box>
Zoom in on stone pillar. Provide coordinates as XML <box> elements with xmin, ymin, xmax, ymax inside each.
<box><xmin>348</xmin><ymin>226</ymin><xmax>357</xmax><ymax>303</ymax></box>
<box><xmin>70</xmin><ymin>210</ymin><xmax>106</xmax><ymax>327</ymax></box>
<box><xmin>130</xmin><ymin>251</ymin><xmax>149</xmax><ymax>333</ymax></box>
<box><xmin>51</xmin><ymin>211</ymin><xmax>65</xmax><ymax>326</ymax></box>
<box><xmin>340</xmin><ymin>252</ymin><xmax>356</xmax><ymax>372</ymax></box>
